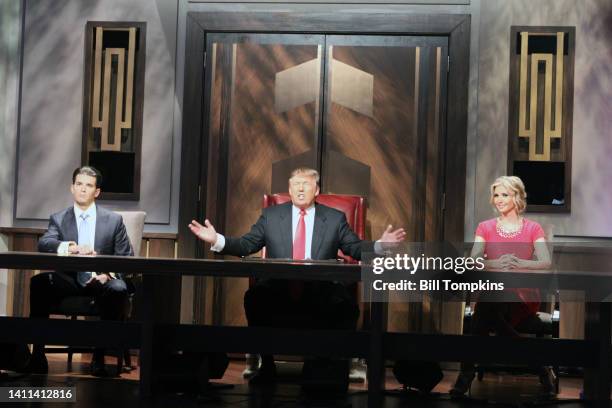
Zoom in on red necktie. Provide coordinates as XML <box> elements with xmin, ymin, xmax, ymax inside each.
<box><xmin>292</xmin><ymin>209</ymin><xmax>306</xmax><ymax>259</ymax></box>
<box><xmin>290</xmin><ymin>209</ymin><xmax>307</xmax><ymax>300</ymax></box>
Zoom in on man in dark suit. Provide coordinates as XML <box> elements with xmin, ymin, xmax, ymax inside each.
<box><xmin>28</xmin><ymin>166</ymin><xmax>133</xmax><ymax>376</ymax></box>
<box><xmin>189</xmin><ymin>167</ymin><xmax>405</xmax><ymax>382</ymax></box>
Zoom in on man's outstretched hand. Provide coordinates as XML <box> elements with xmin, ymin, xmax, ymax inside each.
<box><xmin>378</xmin><ymin>224</ymin><xmax>407</xmax><ymax>252</ymax></box>
<box><xmin>189</xmin><ymin>219</ymin><xmax>218</xmax><ymax>245</ymax></box>
<box><xmin>379</xmin><ymin>224</ymin><xmax>406</xmax><ymax>243</ymax></box>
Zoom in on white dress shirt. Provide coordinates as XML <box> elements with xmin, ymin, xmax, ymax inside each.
<box><xmin>57</xmin><ymin>203</ymin><xmax>97</xmax><ymax>254</ymax></box>
<box><xmin>210</xmin><ymin>203</ymin><xmax>385</xmax><ymax>256</ymax></box>
<box><xmin>211</xmin><ymin>204</ymin><xmax>316</xmax><ymax>258</ymax></box>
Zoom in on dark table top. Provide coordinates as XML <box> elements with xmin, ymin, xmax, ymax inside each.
<box><xmin>1</xmin><ymin>250</ymin><xmax>611</xmax><ymax>291</ymax></box>
<box><xmin>0</xmin><ymin>251</ymin><xmax>362</xmax><ymax>281</ymax></box>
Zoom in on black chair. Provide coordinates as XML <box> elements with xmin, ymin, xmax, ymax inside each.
<box><xmin>45</xmin><ymin>294</ymin><xmax>135</xmax><ymax>373</ymax></box>
<box><xmin>463</xmin><ymin>291</ymin><xmax>561</xmax><ymax>393</ymax></box>
<box><xmin>464</xmin><ymin>225</ymin><xmax>560</xmax><ymax>393</ymax></box>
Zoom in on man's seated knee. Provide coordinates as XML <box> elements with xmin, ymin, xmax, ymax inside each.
<box><xmin>30</xmin><ymin>272</ymin><xmax>51</xmax><ymax>291</ymax></box>
<box><xmin>103</xmin><ymin>278</ymin><xmax>128</xmax><ymax>295</ymax></box>
<box><xmin>93</xmin><ymin>278</ymin><xmax>129</xmax><ymax>320</ymax></box>
<box><xmin>99</xmin><ymin>279</ymin><xmax>129</xmax><ymax>310</ymax></box>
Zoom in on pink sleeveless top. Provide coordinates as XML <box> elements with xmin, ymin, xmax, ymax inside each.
<box><xmin>475</xmin><ymin>218</ymin><xmax>546</xmax><ymax>325</ymax></box>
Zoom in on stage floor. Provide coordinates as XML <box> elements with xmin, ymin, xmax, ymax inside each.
<box><xmin>0</xmin><ymin>354</ymin><xmax>589</xmax><ymax>407</ymax></box>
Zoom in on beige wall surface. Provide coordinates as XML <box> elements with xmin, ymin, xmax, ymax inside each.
<box><xmin>13</xmin><ymin>0</ymin><xmax>180</xmax><ymax>231</ymax></box>
<box><xmin>0</xmin><ymin>0</ymin><xmax>22</xmax><ymax>315</ymax></box>
<box><xmin>476</xmin><ymin>0</ymin><xmax>612</xmax><ymax>238</ymax></box>
<box><xmin>0</xmin><ymin>0</ymin><xmax>21</xmax><ymax>229</ymax></box>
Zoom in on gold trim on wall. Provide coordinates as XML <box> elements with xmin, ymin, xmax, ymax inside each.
<box><xmin>517</xmin><ymin>31</ymin><xmax>564</xmax><ymax>161</ymax></box>
<box><xmin>91</xmin><ymin>27</ymin><xmax>137</xmax><ymax>152</ymax></box>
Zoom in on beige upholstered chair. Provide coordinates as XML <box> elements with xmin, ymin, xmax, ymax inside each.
<box><xmin>115</xmin><ymin>211</ymin><xmax>146</xmax><ymax>257</ymax></box>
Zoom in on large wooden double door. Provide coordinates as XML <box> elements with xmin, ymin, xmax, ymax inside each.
<box><xmin>197</xmin><ymin>32</ymin><xmax>451</xmax><ymax>331</ymax></box>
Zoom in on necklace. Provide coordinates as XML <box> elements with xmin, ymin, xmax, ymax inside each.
<box><xmin>496</xmin><ymin>217</ymin><xmax>524</xmax><ymax>238</ymax></box>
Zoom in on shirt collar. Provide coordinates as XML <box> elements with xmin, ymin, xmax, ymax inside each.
<box><xmin>74</xmin><ymin>203</ymin><xmax>97</xmax><ymax>220</ymax></box>
<box><xmin>292</xmin><ymin>203</ymin><xmax>315</xmax><ymax>215</ymax></box>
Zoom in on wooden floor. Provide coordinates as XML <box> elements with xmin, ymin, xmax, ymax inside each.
<box><xmin>0</xmin><ymin>354</ymin><xmax>594</xmax><ymax>407</ymax></box>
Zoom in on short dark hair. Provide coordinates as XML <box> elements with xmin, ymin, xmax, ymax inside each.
<box><xmin>72</xmin><ymin>166</ymin><xmax>102</xmax><ymax>188</ymax></box>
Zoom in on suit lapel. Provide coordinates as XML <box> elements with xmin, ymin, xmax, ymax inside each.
<box><xmin>279</xmin><ymin>204</ymin><xmax>292</xmax><ymax>258</ymax></box>
<box><xmin>61</xmin><ymin>208</ymin><xmax>78</xmax><ymax>243</ymax></box>
<box><xmin>311</xmin><ymin>204</ymin><xmax>327</xmax><ymax>260</ymax></box>
<box><xmin>94</xmin><ymin>207</ymin><xmax>108</xmax><ymax>252</ymax></box>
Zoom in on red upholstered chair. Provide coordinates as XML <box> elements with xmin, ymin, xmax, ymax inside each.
<box><xmin>262</xmin><ymin>193</ymin><xmax>367</xmax><ymax>262</ymax></box>
<box><xmin>242</xmin><ymin>193</ymin><xmax>367</xmax><ymax>380</ymax></box>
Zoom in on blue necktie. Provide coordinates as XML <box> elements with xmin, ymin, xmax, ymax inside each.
<box><xmin>76</xmin><ymin>213</ymin><xmax>93</xmax><ymax>286</ymax></box>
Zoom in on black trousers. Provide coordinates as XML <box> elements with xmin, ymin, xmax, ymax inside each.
<box><xmin>30</xmin><ymin>271</ymin><xmax>128</xmax><ymax>321</ymax></box>
<box><xmin>244</xmin><ymin>280</ymin><xmax>359</xmax><ymax>330</ymax></box>
<box><xmin>470</xmin><ymin>289</ymin><xmax>531</xmax><ymax>338</ymax></box>
<box><xmin>29</xmin><ymin>272</ymin><xmax>129</xmax><ymax>360</ymax></box>
<box><xmin>458</xmin><ymin>293</ymin><xmax>538</xmax><ymax>376</ymax></box>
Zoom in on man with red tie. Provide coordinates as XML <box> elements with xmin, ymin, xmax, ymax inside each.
<box><xmin>189</xmin><ymin>167</ymin><xmax>405</xmax><ymax>383</ymax></box>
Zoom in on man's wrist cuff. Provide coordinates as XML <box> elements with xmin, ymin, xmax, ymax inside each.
<box><xmin>57</xmin><ymin>241</ymin><xmax>72</xmax><ymax>255</ymax></box>
<box><xmin>210</xmin><ymin>234</ymin><xmax>225</xmax><ymax>252</ymax></box>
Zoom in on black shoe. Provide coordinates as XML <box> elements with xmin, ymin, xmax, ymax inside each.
<box><xmin>248</xmin><ymin>362</ymin><xmax>276</xmax><ymax>385</ymax></box>
<box><xmin>539</xmin><ymin>367</ymin><xmax>557</xmax><ymax>398</ymax></box>
<box><xmin>90</xmin><ymin>356</ymin><xmax>109</xmax><ymax>377</ymax></box>
<box><xmin>25</xmin><ymin>352</ymin><xmax>48</xmax><ymax>374</ymax></box>
<box><xmin>242</xmin><ymin>354</ymin><xmax>260</xmax><ymax>379</ymax></box>
<box><xmin>449</xmin><ymin>371</ymin><xmax>475</xmax><ymax>398</ymax></box>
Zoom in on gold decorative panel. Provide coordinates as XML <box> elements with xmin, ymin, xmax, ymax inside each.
<box><xmin>508</xmin><ymin>26</ymin><xmax>575</xmax><ymax>212</ymax></box>
<box><xmin>517</xmin><ymin>32</ymin><xmax>564</xmax><ymax>161</ymax></box>
<box><xmin>92</xmin><ymin>27</ymin><xmax>136</xmax><ymax>152</ymax></box>
<box><xmin>82</xmin><ymin>22</ymin><xmax>146</xmax><ymax>201</ymax></box>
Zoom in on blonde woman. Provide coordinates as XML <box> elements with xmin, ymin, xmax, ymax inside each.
<box><xmin>450</xmin><ymin>176</ymin><xmax>554</xmax><ymax>397</ymax></box>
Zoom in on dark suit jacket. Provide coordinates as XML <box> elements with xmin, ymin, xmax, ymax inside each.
<box><xmin>220</xmin><ymin>202</ymin><xmax>372</xmax><ymax>260</ymax></box>
<box><xmin>38</xmin><ymin>205</ymin><xmax>133</xmax><ymax>280</ymax></box>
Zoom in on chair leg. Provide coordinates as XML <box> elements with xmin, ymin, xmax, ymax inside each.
<box><xmin>116</xmin><ymin>349</ymin><xmax>123</xmax><ymax>375</ymax></box>
<box><xmin>67</xmin><ymin>350</ymin><xmax>73</xmax><ymax>370</ymax></box>
<box><xmin>123</xmin><ymin>350</ymin><xmax>132</xmax><ymax>370</ymax></box>
<box><xmin>66</xmin><ymin>315</ymin><xmax>78</xmax><ymax>370</ymax></box>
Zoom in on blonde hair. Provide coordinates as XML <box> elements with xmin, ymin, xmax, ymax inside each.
<box><xmin>289</xmin><ymin>167</ymin><xmax>320</xmax><ymax>185</ymax></box>
<box><xmin>489</xmin><ymin>176</ymin><xmax>527</xmax><ymax>214</ymax></box>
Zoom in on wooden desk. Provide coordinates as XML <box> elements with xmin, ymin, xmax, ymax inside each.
<box><xmin>0</xmin><ymin>251</ymin><xmax>610</xmax><ymax>405</ymax></box>
<box><xmin>0</xmin><ymin>253</ymin><xmax>375</xmax><ymax>400</ymax></box>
